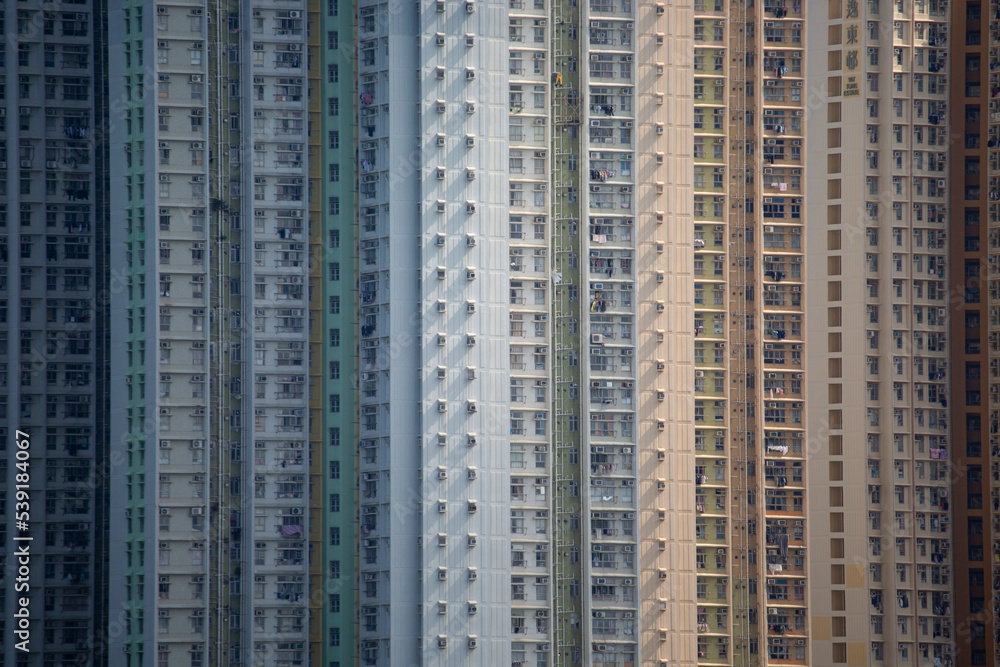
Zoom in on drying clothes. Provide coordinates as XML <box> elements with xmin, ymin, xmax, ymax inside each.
<box><xmin>280</xmin><ymin>524</ymin><xmax>303</xmax><ymax>537</ymax></box>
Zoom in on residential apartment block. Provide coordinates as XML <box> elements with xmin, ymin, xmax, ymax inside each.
<box><xmin>28</xmin><ymin>2</ymin><xmax>1000</xmax><ymax>667</ymax></box>
<box><xmin>0</xmin><ymin>2</ymin><xmax>110</xmax><ymax>666</ymax></box>
<box><xmin>807</xmin><ymin>0</ymin><xmax>956</xmax><ymax>666</ymax></box>
<box><xmin>108</xmin><ymin>1</ymin><xmax>317</xmax><ymax>665</ymax></box>
<box><xmin>348</xmin><ymin>0</ymin><xmax>515</xmax><ymax>662</ymax></box>
<box><xmin>340</xmin><ymin>0</ymin><xmax>697</xmax><ymax>663</ymax></box>
<box><xmin>947</xmin><ymin>2</ymin><xmax>1000</xmax><ymax>666</ymax></box>
<box><xmin>314</xmin><ymin>0</ymin><xmax>357</xmax><ymax>662</ymax></box>
<box><xmin>509</xmin><ymin>0</ymin><xmax>696</xmax><ymax>664</ymax></box>
<box><xmin>693</xmin><ymin>0</ymin><xmax>811</xmax><ymax>665</ymax></box>
<box><xmin>104</xmin><ymin>0</ymin><xmax>697</xmax><ymax>665</ymax></box>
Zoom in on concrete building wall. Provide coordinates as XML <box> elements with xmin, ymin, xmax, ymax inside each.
<box><xmin>692</xmin><ymin>0</ymin><xmax>813</xmax><ymax>665</ymax></box>
<box><xmin>948</xmin><ymin>1</ymin><xmax>1000</xmax><ymax>666</ymax></box>
<box><xmin>314</xmin><ymin>0</ymin><xmax>357</xmax><ymax>661</ymax></box>
<box><xmin>352</xmin><ymin>0</ymin><xmax>514</xmax><ymax>663</ymax></box>
<box><xmin>110</xmin><ymin>2</ymin><xmax>315</xmax><ymax>666</ymax></box>
<box><xmin>0</xmin><ymin>1</ymin><xmax>109</xmax><ymax>665</ymax></box>
<box><xmin>807</xmin><ymin>1</ymin><xmax>955</xmax><ymax>666</ymax></box>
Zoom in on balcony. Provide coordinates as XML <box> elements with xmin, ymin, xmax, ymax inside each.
<box><xmin>589</xmin><ymin>261</ymin><xmax>633</xmax><ymax>279</ymax></box>
<box><xmin>590</xmin><ymin>459</ymin><xmax>634</xmax><ymax>475</ymax></box>
<box><xmin>275</xmin><ymin>624</ymin><xmax>305</xmax><ymax>634</ymax></box>
<box><xmin>591</xmin><ymin>525</ymin><xmax>633</xmax><ymax>540</ymax></box>
<box><xmin>589</xmin><ymin>0</ymin><xmax>633</xmax><ymax>16</ymax></box>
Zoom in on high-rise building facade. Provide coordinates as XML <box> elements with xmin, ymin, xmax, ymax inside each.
<box><xmin>341</xmin><ymin>0</ymin><xmax>699</xmax><ymax>663</ymax></box>
<box><xmin>313</xmin><ymin>0</ymin><xmax>357</xmax><ymax>662</ymax></box>
<box><xmin>692</xmin><ymin>0</ymin><xmax>812</xmax><ymax>665</ymax></box>
<box><xmin>0</xmin><ymin>2</ymin><xmax>110</xmax><ymax>666</ymax></box>
<box><xmin>19</xmin><ymin>2</ymin><xmax>1000</xmax><ymax>667</ymax></box>
<box><xmin>507</xmin><ymin>0</ymin><xmax>696</xmax><ymax>664</ymax></box>
<box><xmin>806</xmin><ymin>1</ymin><xmax>955</xmax><ymax>666</ymax></box>
<box><xmin>947</xmin><ymin>2</ymin><xmax>1000</xmax><ymax>666</ymax></box>
<box><xmin>107</xmin><ymin>1</ymin><xmax>317</xmax><ymax>665</ymax></box>
<box><xmin>348</xmin><ymin>0</ymin><xmax>515</xmax><ymax>662</ymax></box>
<box><xmin>103</xmin><ymin>0</ymin><xmax>699</xmax><ymax>666</ymax></box>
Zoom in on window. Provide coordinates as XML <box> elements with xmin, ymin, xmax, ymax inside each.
<box><xmin>329</xmin><ymin>263</ymin><xmax>340</xmax><ymax>281</ymax></box>
<box><xmin>330</xmin><ymin>495</ymin><xmax>340</xmax><ymax>512</ymax></box>
<box><xmin>534</xmin><ymin>414</ymin><xmax>547</xmax><ymax>435</ymax></box>
<box><xmin>330</xmin><ymin>329</ymin><xmax>340</xmax><ymax>347</ymax></box>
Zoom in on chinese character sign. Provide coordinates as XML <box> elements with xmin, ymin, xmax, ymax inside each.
<box><xmin>842</xmin><ymin>0</ymin><xmax>861</xmax><ymax>96</ymax></box>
